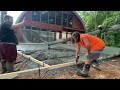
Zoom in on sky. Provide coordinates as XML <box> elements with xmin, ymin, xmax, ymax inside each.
<box><xmin>7</xmin><ymin>11</ymin><xmax>23</xmax><ymax>24</ymax></box>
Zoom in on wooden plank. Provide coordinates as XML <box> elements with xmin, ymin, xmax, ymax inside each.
<box><xmin>18</xmin><ymin>67</ymin><xmax>49</xmax><ymax>76</ymax></box>
<box><xmin>49</xmin><ymin>61</ymin><xmax>76</xmax><ymax>70</ymax></box>
<box><xmin>0</xmin><ymin>73</ymin><xmax>18</xmax><ymax>79</ymax></box>
<box><xmin>0</xmin><ymin>68</ymin><xmax>38</xmax><ymax>79</ymax></box>
<box><xmin>17</xmin><ymin>51</ymin><xmax>50</xmax><ymax>67</ymax></box>
<box><xmin>0</xmin><ymin>67</ymin><xmax>49</xmax><ymax>79</ymax></box>
<box><xmin>0</xmin><ymin>54</ymin><xmax>118</xmax><ymax>79</ymax></box>
<box><xmin>0</xmin><ymin>61</ymin><xmax>81</xmax><ymax>79</ymax></box>
<box><xmin>0</xmin><ymin>61</ymin><xmax>77</xmax><ymax>79</ymax></box>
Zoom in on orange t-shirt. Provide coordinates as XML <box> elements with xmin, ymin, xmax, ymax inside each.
<box><xmin>78</xmin><ymin>34</ymin><xmax>105</xmax><ymax>51</ymax></box>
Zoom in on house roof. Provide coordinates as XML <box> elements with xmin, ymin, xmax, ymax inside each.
<box><xmin>15</xmin><ymin>11</ymin><xmax>86</xmax><ymax>31</ymax></box>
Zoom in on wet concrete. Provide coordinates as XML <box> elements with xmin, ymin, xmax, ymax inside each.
<box><xmin>17</xmin><ymin>44</ymin><xmax>120</xmax><ymax>70</ymax></box>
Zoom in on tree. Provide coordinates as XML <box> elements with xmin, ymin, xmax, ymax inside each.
<box><xmin>77</xmin><ymin>11</ymin><xmax>120</xmax><ymax>48</ymax></box>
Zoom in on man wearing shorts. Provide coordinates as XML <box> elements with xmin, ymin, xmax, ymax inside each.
<box><xmin>71</xmin><ymin>31</ymin><xmax>105</xmax><ymax>77</ymax></box>
<box><xmin>0</xmin><ymin>15</ymin><xmax>27</xmax><ymax>73</ymax></box>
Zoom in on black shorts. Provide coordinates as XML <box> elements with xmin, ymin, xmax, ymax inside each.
<box><xmin>0</xmin><ymin>42</ymin><xmax>17</xmax><ymax>62</ymax></box>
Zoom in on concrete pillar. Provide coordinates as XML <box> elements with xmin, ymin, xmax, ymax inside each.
<box><xmin>54</xmin><ymin>32</ymin><xmax>56</xmax><ymax>41</ymax></box>
<box><xmin>47</xmin><ymin>30</ymin><xmax>49</xmax><ymax>42</ymax></box>
<box><xmin>59</xmin><ymin>31</ymin><xmax>62</xmax><ymax>39</ymax></box>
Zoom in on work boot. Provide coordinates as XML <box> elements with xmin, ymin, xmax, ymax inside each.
<box><xmin>91</xmin><ymin>60</ymin><xmax>101</xmax><ymax>70</ymax></box>
<box><xmin>1</xmin><ymin>60</ymin><xmax>7</xmax><ymax>74</ymax></box>
<box><xmin>6</xmin><ymin>61</ymin><xmax>14</xmax><ymax>73</ymax></box>
<box><xmin>76</xmin><ymin>64</ymin><xmax>90</xmax><ymax>77</ymax></box>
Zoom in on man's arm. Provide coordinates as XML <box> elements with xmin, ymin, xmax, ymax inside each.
<box><xmin>10</xmin><ymin>17</ymin><xmax>27</xmax><ymax>30</ymax></box>
<box><xmin>76</xmin><ymin>43</ymin><xmax>80</xmax><ymax>57</ymax></box>
<box><xmin>76</xmin><ymin>43</ymin><xmax>80</xmax><ymax>63</ymax></box>
<box><xmin>82</xmin><ymin>38</ymin><xmax>91</xmax><ymax>55</ymax></box>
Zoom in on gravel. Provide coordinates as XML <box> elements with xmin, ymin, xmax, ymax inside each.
<box><xmin>21</xmin><ymin>45</ymin><xmax>79</xmax><ymax>67</ymax></box>
<box><xmin>45</xmin><ymin>65</ymin><xmax>78</xmax><ymax>75</ymax></box>
<box><xmin>17</xmin><ymin>44</ymin><xmax>86</xmax><ymax>76</ymax></box>
<box><xmin>19</xmin><ymin>44</ymin><xmax>119</xmax><ymax>76</ymax></box>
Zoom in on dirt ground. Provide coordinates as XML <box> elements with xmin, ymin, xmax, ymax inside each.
<box><xmin>14</xmin><ymin>56</ymin><xmax>120</xmax><ymax>79</ymax></box>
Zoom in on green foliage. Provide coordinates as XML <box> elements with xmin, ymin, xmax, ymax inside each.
<box><xmin>77</xmin><ymin>11</ymin><xmax>120</xmax><ymax>48</ymax></box>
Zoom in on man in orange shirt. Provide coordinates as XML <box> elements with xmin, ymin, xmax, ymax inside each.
<box><xmin>71</xmin><ymin>31</ymin><xmax>105</xmax><ymax>77</ymax></box>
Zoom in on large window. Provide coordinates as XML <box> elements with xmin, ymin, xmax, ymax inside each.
<box><xmin>31</xmin><ymin>27</ymin><xmax>41</xmax><ymax>43</ymax></box>
<box><xmin>56</xmin><ymin>11</ymin><xmax>62</xmax><ymax>25</ymax></box>
<box><xmin>41</xmin><ymin>29</ymin><xmax>48</xmax><ymax>42</ymax></box>
<box><xmin>62</xmin><ymin>13</ymin><xmax>67</xmax><ymax>27</ymax></box>
<box><xmin>22</xmin><ymin>29</ymin><xmax>31</xmax><ymax>43</ymax></box>
<box><xmin>32</xmin><ymin>30</ymin><xmax>40</xmax><ymax>43</ymax></box>
<box><xmin>32</xmin><ymin>11</ymin><xmax>40</xmax><ymax>22</ymax></box>
<box><xmin>25</xmin><ymin>26</ymin><xmax>31</xmax><ymax>29</ymax></box>
<box><xmin>49</xmin><ymin>11</ymin><xmax>55</xmax><ymax>24</ymax></box>
<box><xmin>48</xmin><ymin>30</ymin><xmax>55</xmax><ymax>42</ymax></box>
<box><xmin>68</xmin><ymin>15</ymin><xmax>73</xmax><ymax>27</ymax></box>
<box><xmin>32</xmin><ymin>27</ymin><xmax>38</xmax><ymax>30</ymax></box>
<box><xmin>41</xmin><ymin>11</ymin><xmax>48</xmax><ymax>23</ymax></box>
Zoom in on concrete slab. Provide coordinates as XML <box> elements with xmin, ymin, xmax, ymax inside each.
<box><xmin>17</xmin><ymin>43</ymin><xmax>120</xmax><ymax>68</ymax></box>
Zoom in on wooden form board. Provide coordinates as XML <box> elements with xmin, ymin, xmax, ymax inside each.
<box><xmin>17</xmin><ymin>51</ymin><xmax>50</xmax><ymax>67</ymax></box>
<box><xmin>0</xmin><ymin>53</ymin><xmax>117</xmax><ymax>79</ymax></box>
<box><xmin>0</xmin><ymin>61</ymin><xmax>79</xmax><ymax>79</ymax></box>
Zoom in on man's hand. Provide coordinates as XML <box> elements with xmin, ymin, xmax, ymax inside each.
<box><xmin>10</xmin><ymin>17</ymin><xmax>28</xmax><ymax>30</ymax></box>
<box><xmin>85</xmin><ymin>52</ymin><xmax>89</xmax><ymax>56</ymax></box>
<box><xmin>76</xmin><ymin>55</ymin><xmax>79</xmax><ymax>63</ymax></box>
<box><xmin>22</xmin><ymin>17</ymin><xmax>28</xmax><ymax>25</ymax></box>
<box><xmin>85</xmin><ymin>52</ymin><xmax>90</xmax><ymax>56</ymax></box>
